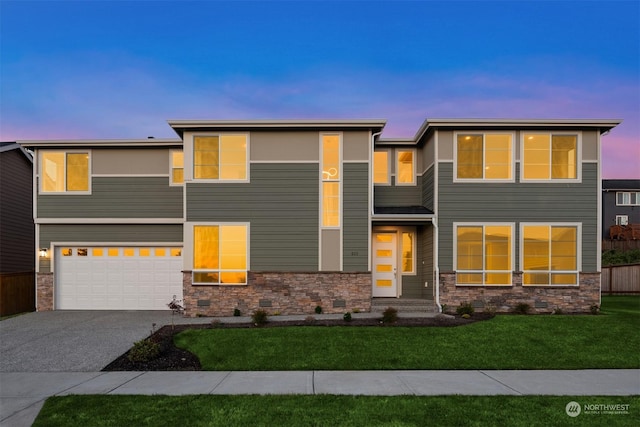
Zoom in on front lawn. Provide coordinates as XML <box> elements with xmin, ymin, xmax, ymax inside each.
<box><xmin>175</xmin><ymin>296</ymin><xmax>640</xmax><ymax>370</ymax></box>
<box><xmin>33</xmin><ymin>395</ymin><xmax>640</xmax><ymax>427</ymax></box>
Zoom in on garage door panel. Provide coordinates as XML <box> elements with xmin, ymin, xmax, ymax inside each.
<box><xmin>55</xmin><ymin>246</ymin><xmax>183</xmax><ymax>310</ymax></box>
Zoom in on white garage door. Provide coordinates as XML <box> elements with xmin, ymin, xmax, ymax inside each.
<box><xmin>55</xmin><ymin>246</ymin><xmax>183</xmax><ymax>310</ymax></box>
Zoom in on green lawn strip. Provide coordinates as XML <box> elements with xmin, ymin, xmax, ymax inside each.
<box><xmin>33</xmin><ymin>395</ymin><xmax>640</xmax><ymax>427</ymax></box>
<box><xmin>175</xmin><ymin>296</ymin><xmax>640</xmax><ymax>370</ymax></box>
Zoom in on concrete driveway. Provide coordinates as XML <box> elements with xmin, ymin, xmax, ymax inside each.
<box><xmin>0</xmin><ymin>311</ymin><xmax>210</xmax><ymax>372</ymax></box>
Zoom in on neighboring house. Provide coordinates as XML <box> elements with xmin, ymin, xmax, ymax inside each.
<box><xmin>602</xmin><ymin>179</ymin><xmax>640</xmax><ymax>239</ymax></box>
<box><xmin>18</xmin><ymin>117</ymin><xmax>621</xmax><ymax>315</ymax></box>
<box><xmin>0</xmin><ymin>142</ymin><xmax>35</xmax><ymax>315</ymax></box>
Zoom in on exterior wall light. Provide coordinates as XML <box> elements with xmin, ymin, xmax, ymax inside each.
<box><xmin>39</xmin><ymin>248</ymin><xmax>48</xmax><ymax>258</ymax></box>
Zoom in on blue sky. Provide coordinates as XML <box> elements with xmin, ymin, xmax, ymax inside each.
<box><xmin>1</xmin><ymin>0</ymin><xmax>638</xmax><ymax>177</ymax></box>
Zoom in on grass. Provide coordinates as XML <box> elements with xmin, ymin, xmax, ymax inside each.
<box><xmin>174</xmin><ymin>296</ymin><xmax>640</xmax><ymax>370</ymax></box>
<box><xmin>33</xmin><ymin>395</ymin><xmax>640</xmax><ymax>426</ymax></box>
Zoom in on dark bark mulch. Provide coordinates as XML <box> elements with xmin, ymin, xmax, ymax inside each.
<box><xmin>101</xmin><ymin>313</ymin><xmax>493</xmax><ymax>372</ymax></box>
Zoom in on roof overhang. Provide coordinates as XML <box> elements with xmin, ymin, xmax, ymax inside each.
<box><xmin>17</xmin><ymin>138</ymin><xmax>183</xmax><ymax>148</ymax></box>
<box><xmin>0</xmin><ymin>142</ymin><xmax>33</xmax><ymax>163</ymax></box>
<box><xmin>168</xmin><ymin>119</ymin><xmax>387</xmax><ymax>137</ymax></box>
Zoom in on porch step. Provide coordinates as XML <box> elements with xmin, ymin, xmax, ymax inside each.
<box><xmin>371</xmin><ymin>298</ymin><xmax>436</xmax><ymax>314</ymax></box>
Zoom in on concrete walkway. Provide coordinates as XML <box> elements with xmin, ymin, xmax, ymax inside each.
<box><xmin>2</xmin><ymin>369</ymin><xmax>639</xmax><ymax>426</ymax></box>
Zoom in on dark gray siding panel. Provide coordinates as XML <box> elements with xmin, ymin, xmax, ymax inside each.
<box><xmin>421</xmin><ymin>166</ymin><xmax>435</xmax><ymax>211</ymax></box>
<box><xmin>421</xmin><ymin>225</ymin><xmax>434</xmax><ymax>299</ymax></box>
<box><xmin>0</xmin><ymin>149</ymin><xmax>35</xmax><ymax>272</ymax></box>
<box><xmin>38</xmin><ymin>224</ymin><xmax>183</xmax><ymax>273</ymax></box>
<box><xmin>438</xmin><ymin>163</ymin><xmax>599</xmax><ymax>272</ymax></box>
<box><xmin>37</xmin><ymin>177</ymin><xmax>183</xmax><ymax>218</ymax></box>
<box><xmin>343</xmin><ymin>163</ymin><xmax>369</xmax><ymax>271</ymax></box>
<box><xmin>374</xmin><ymin>175</ymin><xmax>422</xmax><ymax>207</ymax></box>
<box><xmin>187</xmin><ymin>163</ymin><xmax>319</xmax><ymax>271</ymax></box>
<box><xmin>401</xmin><ymin>233</ymin><xmax>424</xmax><ymax>298</ymax></box>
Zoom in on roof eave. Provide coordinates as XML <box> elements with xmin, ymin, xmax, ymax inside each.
<box><xmin>17</xmin><ymin>138</ymin><xmax>183</xmax><ymax>148</ymax></box>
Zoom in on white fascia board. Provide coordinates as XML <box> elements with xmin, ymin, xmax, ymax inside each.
<box><xmin>18</xmin><ymin>139</ymin><xmax>183</xmax><ymax>148</ymax></box>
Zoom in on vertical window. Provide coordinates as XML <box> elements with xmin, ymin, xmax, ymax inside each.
<box><xmin>456</xmin><ymin>134</ymin><xmax>512</xmax><ymax>180</ymax></box>
<box><xmin>396</xmin><ymin>150</ymin><xmax>415</xmax><ymax>185</ymax></box>
<box><xmin>616</xmin><ymin>192</ymin><xmax>640</xmax><ymax>206</ymax></box>
<box><xmin>456</xmin><ymin>225</ymin><xmax>512</xmax><ymax>286</ymax></box>
<box><xmin>171</xmin><ymin>150</ymin><xmax>184</xmax><ymax>185</ymax></box>
<box><xmin>402</xmin><ymin>232</ymin><xmax>415</xmax><ymax>274</ymax></box>
<box><xmin>373</xmin><ymin>151</ymin><xmax>389</xmax><ymax>184</ymax></box>
<box><xmin>523</xmin><ymin>133</ymin><xmax>578</xmax><ymax>180</ymax></box>
<box><xmin>193</xmin><ymin>224</ymin><xmax>248</xmax><ymax>285</ymax></box>
<box><xmin>522</xmin><ymin>224</ymin><xmax>578</xmax><ymax>286</ymax></box>
<box><xmin>193</xmin><ymin>134</ymin><xmax>247</xmax><ymax>181</ymax></box>
<box><xmin>321</xmin><ymin>134</ymin><xmax>341</xmax><ymax>227</ymax></box>
<box><xmin>41</xmin><ymin>151</ymin><xmax>90</xmax><ymax>193</ymax></box>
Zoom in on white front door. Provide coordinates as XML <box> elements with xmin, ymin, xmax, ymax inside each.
<box><xmin>372</xmin><ymin>233</ymin><xmax>397</xmax><ymax>297</ymax></box>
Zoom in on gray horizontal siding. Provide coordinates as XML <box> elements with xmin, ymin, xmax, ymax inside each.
<box><xmin>438</xmin><ymin>162</ymin><xmax>599</xmax><ymax>272</ymax></box>
<box><xmin>343</xmin><ymin>163</ymin><xmax>369</xmax><ymax>271</ymax></box>
<box><xmin>38</xmin><ymin>224</ymin><xmax>183</xmax><ymax>273</ymax></box>
<box><xmin>187</xmin><ymin>163</ymin><xmax>319</xmax><ymax>271</ymax></box>
<box><xmin>422</xmin><ymin>225</ymin><xmax>434</xmax><ymax>299</ymax></box>
<box><xmin>374</xmin><ymin>175</ymin><xmax>423</xmax><ymax>207</ymax></box>
<box><xmin>37</xmin><ymin>177</ymin><xmax>183</xmax><ymax>218</ymax></box>
<box><xmin>421</xmin><ymin>166</ymin><xmax>435</xmax><ymax>211</ymax></box>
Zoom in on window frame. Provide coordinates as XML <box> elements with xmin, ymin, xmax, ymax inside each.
<box><xmin>39</xmin><ymin>150</ymin><xmax>92</xmax><ymax>195</ymax></box>
<box><xmin>520</xmin><ymin>131</ymin><xmax>582</xmax><ymax>183</ymax></box>
<box><xmin>169</xmin><ymin>149</ymin><xmax>184</xmax><ymax>186</ymax></box>
<box><xmin>190</xmin><ymin>133</ymin><xmax>250</xmax><ymax>183</ymax></box>
<box><xmin>520</xmin><ymin>222</ymin><xmax>581</xmax><ymax>287</ymax></box>
<box><xmin>395</xmin><ymin>148</ymin><xmax>416</xmax><ymax>186</ymax></box>
<box><xmin>320</xmin><ymin>132</ymin><xmax>342</xmax><ymax>229</ymax></box>
<box><xmin>616</xmin><ymin>192</ymin><xmax>640</xmax><ymax>206</ymax></box>
<box><xmin>373</xmin><ymin>149</ymin><xmax>391</xmax><ymax>185</ymax></box>
<box><xmin>453</xmin><ymin>132</ymin><xmax>515</xmax><ymax>183</ymax></box>
<box><xmin>190</xmin><ymin>222</ymin><xmax>250</xmax><ymax>286</ymax></box>
<box><xmin>453</xmin><ymin>222</ymin><xmax>515</xmax><ymax>287</ymax></box>
<box><xmin>615</xmin><ymin>215</ymin><xmax>629</xmax><ymax>226</ymax></box>
<box><xmin>401</xmin><ymin>230</ymin><xmax>416</xmax><ymax>275</ymax></box>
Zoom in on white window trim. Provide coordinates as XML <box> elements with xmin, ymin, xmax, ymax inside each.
<box><xmin>401</xmin><ymin>228</ymin><xmax>417</xmax><ymax>276</ymax></box>
<box><xmin>186</xmin><ymin>222</ymin><xmax>250</xmax><ymax>286</ymax></box>
<box><xmin>169</xmin><ymin>149</ymin><xmax>184</xmax><ymax>186</ymax></box>
<box><xmin>320</xmin><ymin>132</ymin><xmax>342</xmax><ymax>229</ymax></box>
<box><xmin>519</xmin><ymin>131</ymin><xmax>582</xmax><ymax>183</ymax></box>
<box><xmin>373</xmin><ymin>149</ymin><xmax>391</xmax><ymax>186</ymax></box>
<box><xmin>395</xmin><ymin>148</ymin><xmax>417</xmax><ymax>186</ymax></box>
<box><xmin>616</xmin><ymin>215</ymin><xmax>629</xmax><ymax>226</ymax></box>
<box><xmin>38</xmin><ymin>149</ymin><xmax>92</xmax><ymax>195</ymax></box>
<box><xmin>453</xmin><ymin>131</ymin><xmax>515</xmax><ymax>183</ymax></box>
<box><xmin>453</xmin><ymin>222</ymin><xmax>515</xmax><ymax>287</ymax></box>
<box><xmin>188</xmin><ymin>132</ymin><xmax>250</xmax><ymax>183</ymax></box>
<box><xmin>519</xmin><ymin>222</ymin><xmax>582</xmax><ymax>287</ymax></box>
<box><xmin>616</xmin><ymin>191</ymin><xmax>640</xmax><ymax>206</ymax></box>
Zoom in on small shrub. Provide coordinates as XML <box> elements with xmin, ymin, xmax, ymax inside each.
<box><xmin>251</xmin><ymin>309</ymin><xmax>268</xmax><ymax>326</ymax></box>
<box><xmin>441</xmin><ymin>304</ymin><xmax>448</xmax><ymax>314</ymax></box>
<box><xmin>233</xmin><ymin>308</ymin><xmax>241</xmax><ymax>317</ymax></box>
<box><xmin>381</xmin><ymin>307</ymin><xmax>398</xmax><ymax>324</ymax></box>
<box><xmin>551</xmin><ymin>307</ymin><xmax>563</xmax><ymax>315</ymax></box>
<box><xmin>343</xmin><ymin>312</ymin><xmax>352</xmax><ymax>322</ymax></box>
<box><xmin>483</xmin><ymin>303</ymin><xmax>496</xmax><ymax>316</ymax></box>
<box><xmin>456</xmin><ymin>302</ymin><xmax>474</xmax><ymax>316</ymax></box>
<box><xmin>127</xmin><ymin>339</ymin><xmax>160</xmax><ymax>363</ymax></box>
<box><xmin>461</xmin><ymin>313</ymin><xmax>471</xmax><ymax>319</ymax></box>
<box><xmin>514</xmin><ymin>303</ymin><xmax>531</xmax><ymax>314</ymax></box>
<box><xmin>315</xmin><ymin>305</ymin><xmax>323</xmax><ymax>314</ymax></box>
<box><xmin>590</xmin><ymin>304</ymin><xmax>600</xmax><ymax>315</ymax></box>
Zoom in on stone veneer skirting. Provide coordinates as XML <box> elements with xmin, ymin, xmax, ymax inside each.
<box><xmin>439</xmin><ymin>272</ymin><xmax>600</xmax><ymax>313</ymax></box>
<box><xmin>183</xmin><ymin>271</ymin><xmax>372</xmax><ymax>317</ymax></box>
<box><xmin>36</xmin><ymin>273</ymin><xmax>54</xmax><ymax>311</ymax></box>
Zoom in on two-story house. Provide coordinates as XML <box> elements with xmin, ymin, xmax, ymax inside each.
<box><xmin>602</xmin><ymin>179</ymin><xmax>640</xmax><ymax>240</ymax></box>
<box><xmin>19</xmin><ymin>117</ymin><xmax>620</xmax><ymax>315</ymax></box>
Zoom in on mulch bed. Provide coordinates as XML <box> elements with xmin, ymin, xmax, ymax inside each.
<box><xmin>101</xmin><ymin>313</ymin><xmax>493</xmax><ymax>372</ymax></box>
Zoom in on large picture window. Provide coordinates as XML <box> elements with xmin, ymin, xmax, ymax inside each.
<box><xmin>41</xmin><ymin>151</ymin><xmax>90</xmax><ymax>193</ymax></box>
<box><xmin>321</xmin><ymin>134</ymin><xmax>341</xmax><ymax>227</ymax></box>
<box><xmin>522</xmin><ymin>224</ymin><xmax>579</xmax><ymax>286</ymax></box>
<box><xmin>455</xmin><ymin>224</ymin><xmax>513</xmax><ymax>286</ymax></box>
<box><xmin>456</xmin><ymin>133</ymin><xmax>512</xmax><ymax>180</ymax></box>
<box><xmin>193</xmin><ymin>134</ymin><xmax>247</xmax><ymax>181</ymax></box>
<box><xmin>522</xmin><ymin>133</ymin><xmax>578</xmax><ymax>181</ymax></box>
<box><xmin>193</xmin><ymin>224</ymin><xmax>248</xmax><ymax>285</ymax></box>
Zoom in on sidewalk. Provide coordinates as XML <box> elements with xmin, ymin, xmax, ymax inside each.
<box><xmin>2</xmin><ymin>369</ymin><xmax>639</xmax><ymax>426</ymax></box>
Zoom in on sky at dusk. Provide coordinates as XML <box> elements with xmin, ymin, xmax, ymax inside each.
<box><xmin>1</xmin><ymin>0</ymin><xmax>638</xmax><ymax>178</ymax></box>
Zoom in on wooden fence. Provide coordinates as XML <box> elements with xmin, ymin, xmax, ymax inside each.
<box><xmin>601</xmin><ymin>264</ymin><xmax>640</xmax><ymax>295</ymax></box>
<box><xmin>602</xmin><ymin>240</ymin><xmax>640</xmax><ymax>251</ymax></box>
<box><xmin>0</xmin><ymin>271</ymin><xmax>35</xmax><ymax>316</ymax></box>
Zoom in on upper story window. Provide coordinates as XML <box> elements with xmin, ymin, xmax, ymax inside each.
<box><xmin>522</xmin><ymin>133</ymin><xmax>579</xmax><ymax>181</ymax></box>
<box><xmin>456</xmin><ymin>133</ymin><xmax>513</xmax><ymax>181</ymax></box>
<box><xmin>616</xmin><ymin>192</ymin><xmax>640</xmax><ymax>206</ymax></box>
<box><xmin>170</xmin><ymin>150</ymin><xmax>184</xmax><ymax>185</ymax></box>
<box><xmin>373</xmin><ymin>151</ymin><xmax>390</xmax><ymax>184</ymax></box>
<box><xmin>396</xmin><ymin>149</ymin><xmax>415</xmax><ymax>185</ymax></box>
<box><xmin>40</xmin><ymin>151</ymin><xmax>90</xmax><ymax>193</ymax></box>
<box><xmin>193</xmin><ymin>134</ymin><xmax>248</xmax><ymax>181</ymax></box>
<box><xmin>321</xmin><ymin>134</ymin><xmax>341</xmax><ymax>227</ymax></box>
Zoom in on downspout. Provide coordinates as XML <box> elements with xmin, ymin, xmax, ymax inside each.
<box><xmin>370</xmin><ymin>131</ymin><xmax>383</xmax><ymax>217</ymax></box>
<box><xmin>433</xmin><ymin>218</ymin><xmax>441</xmax><ymax>313</ymax></box>
<box><xmin>368</xmin><ymin>130</ymin><xmax>383</xmax><ymax>274</ymax></box>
